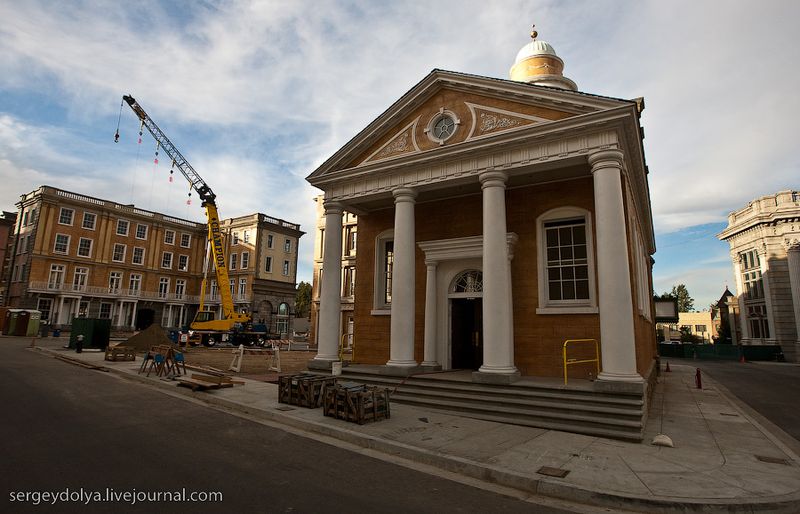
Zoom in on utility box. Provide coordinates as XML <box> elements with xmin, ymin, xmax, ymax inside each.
<box><xmin>69</xmin><ymin>318</ymin><xmax>111</xmax><ymax>349</ymax></box>
<box><xmin>24</xmin><ymin>311</ymin><xmax>41</xmax><ymax>337</ymax></box>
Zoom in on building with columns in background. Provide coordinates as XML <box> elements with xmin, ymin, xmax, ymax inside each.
<box><xmin>718</xmin><ymin>190</ymin><xmax>800</xmax><ymax>361</ymax></box>
<box><xmin>306</xmin><ymin>29</ymin><xmax>657</xmax><ymax>387</ymax></box>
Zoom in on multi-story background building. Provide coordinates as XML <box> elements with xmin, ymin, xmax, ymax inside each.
<box><xmin>218</xmin><ymin>213</ymin><xmax>304</xmax><ymax>337</ymax></box>
<box><xmin>309</xmin><ymin>195</ymin><xmax>357</xmax><ymax>348</ymax></box>
<box><xmin>718</xmin><ymin>190</ymin><xmax>800</xmax><ymax>361</ymax></box>
<box><xmin>4</xmin><ymin>186</ymin><xmax>303</xmax><ymax>334</ymax></box>
<box><xmin>0</xmin><ymin>210</ymin><xmax>17</xmax><ymax>304</ymax></box>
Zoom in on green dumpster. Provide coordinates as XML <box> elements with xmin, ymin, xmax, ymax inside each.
<box><xmin>25</xmin><ymin>310</ymin><xmax>41</xmax><ymax>337</ymax></box>
<box><xmin>4</xmin><ymin>309</ymin><xmax>22</xmax><ymax>336</ymax></box>
<box><xmin>69</xmin><ymin>318</ymin><xmax>111</xmax><ymax>349</ymax></box>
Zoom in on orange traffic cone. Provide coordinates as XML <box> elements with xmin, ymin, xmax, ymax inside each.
<box><xmin>665</xmin><ymin>362</ymin><xmax>671</xmax><ymax>372</ymax></box>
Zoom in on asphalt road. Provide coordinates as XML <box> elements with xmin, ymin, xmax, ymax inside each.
<box><xmin>667</xmin><ymin>357</ymin><xmax>800</xmax><ymax>442</ymax></box>
<box><xmin>0</xmin><ymin>339</ymin><xmax>579</xmax><ymax>514</ymax></box>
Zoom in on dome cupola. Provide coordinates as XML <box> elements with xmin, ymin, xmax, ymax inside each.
<box><xmin>510</xmin><ymin>25</ymin><xmax>577</xmax><ymax>91</ymax></box>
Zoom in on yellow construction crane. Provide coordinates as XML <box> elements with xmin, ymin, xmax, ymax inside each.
<box><xmin>121</xmin><ymin>95</ymin><xmax>251</xmax><ymax>344</ymax></box>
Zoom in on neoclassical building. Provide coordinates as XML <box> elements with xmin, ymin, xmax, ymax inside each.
<box><xmin>307</xmin><ymin>30</ymin><xmax>657</xmax><ymax>386</ymax></box>
<box><xmin>718</xmin><ymin>190</ymin><xmax>800</xmax><ymax>360</ymax></box>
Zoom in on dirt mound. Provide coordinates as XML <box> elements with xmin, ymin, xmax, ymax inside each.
<box><xmin>120</xmin><ymin>324</ymin><xmax>176</xmax><ymax>352</ymax></box>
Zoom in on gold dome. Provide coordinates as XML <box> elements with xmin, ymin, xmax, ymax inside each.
<box><xmin>509</xmin><ymin>25</ymin><xmax>577</xmax><ymax>91</ymax></box>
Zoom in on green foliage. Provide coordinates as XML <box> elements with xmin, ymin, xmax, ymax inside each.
<box><xmin>295</xmin><ymin>281</ymin><xmax>312</xmax><ymax>319</ymax></box>
<box><xmin>658</xmin><ymin>283</ymin><xmax>695</xmax><ymax>312</ymax></box>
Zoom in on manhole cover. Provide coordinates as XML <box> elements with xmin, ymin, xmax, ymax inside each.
<box><xmin>537</xmin><ymin>466</ymin><xmax>570</xmax><ymax>478</ymax></box>
<box><xmin>755</xmin><ymin>455</ymin><xmax>790</xmax><ymax>465</ymax></box>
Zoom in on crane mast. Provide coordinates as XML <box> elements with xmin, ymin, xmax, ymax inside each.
<box><xmin>121</xmin><ymin>95</ymin><xmax>249</xmax><ymax>334</ymax></box>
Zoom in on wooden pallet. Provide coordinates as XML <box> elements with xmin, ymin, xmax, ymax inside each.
<box><xmin>104</xmin><ymin>345</ymin><xmax>136</xmax><ymax>362</ymax></box>
<box><xmin>177</xmin><ymin>373</ymin><xmax>243</xmax><ymax>391</ymax></box>
<box><xmin>278</xmin><ymin>373</ymin><xmax>337</xmax><ymax>408</ymax></box>
<box><xmin>323</xmin><ymin>383</ymin><xmax>391</xmax><ymax>425</ymax></box>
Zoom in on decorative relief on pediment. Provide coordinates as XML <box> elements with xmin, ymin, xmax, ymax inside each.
<box><xmin>465</xmin><ymin>103</ymin><xmax>551</xmax><ymax>140</ymax></box>
<box><xmin>363</xmin><ymin>118</ymin><xmax>421</xmax><ymax>164</ymax></box>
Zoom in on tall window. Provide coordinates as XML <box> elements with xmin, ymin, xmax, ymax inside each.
<box><xmin>54</xmin><ymin>234</ymin><xmax>69</xmax><ymax>254</ymax></box>
<box><xmin>282</xmin><ymin>260</ymin><xmax>290</xmax><ymax>276</ymax></box>
<box><xmin>109</xmin><ymin>272</ymin><xmax>122</xmax><ymax>293</ymax></box>
<box><xmin>267</xmin><ymin>234</ymin><xmax>274</xmax><ymax>248</ymax></box>
<box><xmin>72</xmin><ymin>267</ymin><xmax>88</xmax><ymax>291</ymax></box>
<box><xmin>343</xmin><ymin>266</ymin><xmax>356</xmax><ymax>297</ymax></box>
<box><xmin>161</xmin><ymin>252</ymin><xmax>173</xmax><ymax>269</ymax></box>
<box><xmin>48</xmin><ymin>264</ymin><xmax>65</xmax><ymax>289</ymax></box>
<box><xmin>241</xmin><ymin>252</ymin><xmax>249</xmax><ymax>269</ymax></box>
<box><xmin>238</xmin><ymin>278</ymin><xmax>247</xmax><ymax>297</ymax></box>
<box><xmin>243</xmin><ymin>231</ymin><xmax>250</xmax><ymax>243</ymax></box>
<box><xmin>158</xmin><ymin>278</ymin><xmax>169</xmax><ymax>299</ymax></box>
<box><xmin>233</xmin><ymin>232</ymin><xmax>239</xmax><ymax>245</ymax></box>
<box><xmin>276</xmin><ymin>302</ymin><xmax>289</xmax><ymax>336</ymax></box>
<box><xmin>164</xmin><ymin>230</ymin><xmax>175</xmax><ymax>245</ymax></box>
<box><xmin>178</xmin><ymin>255</ymin><xmax>188</xmax><ymax>271</ymax></box>
<box><xmin>265</xmin><ymin>256</ymin><xmax>273</xmax><ymax>273</ymax></box>
<box><xmin>374</xmin><ymin>232</ymin><xmax>394</xmax><ymax>310</ymax></box>
<box><xmin>544</xmin><ymin>218</ymin><xmax>589</xmax><ymax>301</ymax></box>
<box><xmin>58</xmin><ymin>208</ymin><xmax>74</xmax><ymax>225</ymax></box>
<box><xmin>37</xmin><ymin>298</ymin><xmax>53</xmax><ymax>322</ymax></box>
<box><xmin>175</xmin><ymin>279</ymin><xmax>186</xmax><ymax>300</ymax></box>
<box><xmin>77</xmin><ymin>237</ymin><xmax>92</xmax><ymax>257</ymax></box>
<box><xmin>112</xmin><ymin>243</ymin><xmax>126</xmax><ymax>262</ymax></box>
<box><xmin>210</xmin><ymin>280</ymin><xmax>218</xmax><ymax>300</ymax></box>
<box><xmin>536</xmin><ymin>208</ymin><xmax>596</xmax><ymax>314</ymax></box>
<box><xmin>129</xmin><ymin>273</ymin><xmax>141</xmax><ymax>295</ymax></box>
<box><xmin>345</xmin><ymin>226</ymin><xmax>357</xmax><ymax>256</ymax></box>
<box><xmin>740</xmin><ymin>249</ymin><xmax>769</xmax><ymax>339</ymax></box>
<box><xmin>116</xmin><ymin>219</ymin><xmax>129</xmax><ymax>236</ymax></box>
<box><xmin>135</xmin><ymin>224</ymin><xmax>148</xmax><ymax>239</ymax></box>
<box><xmin>284</xmin><ymin>238</ymin><xmax>291</xmax><ymax>252</ymax></box>
<box><xmin>180</xmin><ymin>233</ymin><xmax>191</xmax><ymax>248</ymax></box>
<box><xmin>230</xmin><ymin>253</ymin><xmax>238</xmax><ymax>270</ymax></box>
<box><xmin>99</xmin><ymin>303</ymin><xmax>112</xmax><ymax>319</ymax></box>
<box><xmin>132</xmin><ymin>247</ymin><xmax>145</xmax><ymax>265</ymax></box>
<box><xmin>82</xmin><ymin>212</ymin><xmax>96</xmax><ymax>230</ymax></box>
<box><xmin>229</xmin><ymin>279</ymin><xmax>235</xmax><ymax>296</ymax></box>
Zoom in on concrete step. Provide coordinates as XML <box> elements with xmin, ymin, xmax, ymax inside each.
<box><xmin>338</xmin><ymin>371</ymin><xmax>645</xmax><ymax>441</ymax></box>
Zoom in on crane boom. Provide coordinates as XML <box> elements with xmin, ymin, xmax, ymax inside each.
<box><xmin>121</xmin><ymin>95</ymin><xmax>250</xmax><ymax>335</ymax></box>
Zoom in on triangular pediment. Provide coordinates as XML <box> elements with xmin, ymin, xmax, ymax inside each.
<box><xmin>308</xmin><ymin>69</ymin><xmax>634</xmax><ymax>182</ymax></box>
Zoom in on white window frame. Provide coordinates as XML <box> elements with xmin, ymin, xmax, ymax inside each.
<box><xmin>178</xmin><ymin>254</ymin><xmax>189</xmax><ymax>271</ymax></box>
<box><xmin>112</xmin><ymin>243</ymin><xmax>126</xmax><ymax>263</ymax></box>
<box><xmin>267</xmin><ymin>234</ymin><xmax>274</xmax><ymax>249</ymax></box>
<box><xmin>282</xmin><ymin>260</ymin><xmax>290</xmax><ymax>276</ymax></box>
<box><xmin>175</xmin><ymin>279</ymin><xmax>186</xmax><ymax>300</ymax></box>
<box><xmin>82</xmin><ymin>212</ymin><xmax>96</xmax><ymax>230</ymax></box>
<box><xmin>164</xmin><ymin>230</ymin><xmax>175</xmax><ymax>245</ymax></box>
<box><xmin>48</xmin><ymin>264</ymin><xmax>65</xmax><ymax>289</ymax></box>
<box><xmin>265</xmin><ymin>256</ymin><xmax>272</xmax><ymax>273</ymax></box>
<box><xmin>58</xmin><ymin>207</ymin><xmax>74</xmax><ymax>226</ymax></box>
<box><xmin>243</xmin><ymin>231</ymin><xmax>250</xmax><ymax>243</ymax></box>
<box><xmin>37</xmin><ymin>298</ymin><xmax>53</xmax><ymax>322</ymax></box>
<box><xmin>99</xmin><ymin>302</ymin><xmax>112</xmax><ymax>319</ymax></box>
<box><xmin>129</xmin><ymin>273</ymin><xmax>142</xmax><ymax>295</ymax></box>
<box><xmin>108</xmin><ymin>272</ymin><xmax>122</xmax><ymax>294</ymax></box>
<box><xmin>233</xmin><ymin>232</ymin><xmax>239</xmax><ymax>245</ymax></box>
<box><xmin>158</xmin><ymin>277</ymin><xmax>170</xmax><ymax>299</ymax></box>
<box><xmin>77</xmin><ymin>237</ymin><xmax>93</xmax><ymax>258</ymax></box>
<box><xmin>54</xmin><ymin>234</ymin><xmax>70</xmax><ymax>254</ymax></box>
<box><xmin>241</xmin><ymin>251</ymin><xmax>249</xmax><ymax>269</ymax></box>
<box><xmin>372</xmin><ymin>230</ymin><xmax>394</xmax><ymax>313</ymax></box>
<box><xmin>180</xmin><ymin>233</ymin><xmax>191</xmax><ymax>248</ymax></box>
<box><xmin>161</xmin><ymin>251</ymin><xmax>173</xmax><ymax>269</ymax></box>
<box><xmin>230</xmin><ymin>253</ymin><xmax>238</xmax><ymax>270</ymax></box>
<box><xmin>135</xmin><ymin>224</ymin><xmax>148</xmax><ymax>240</ymax></box>
<box><xmin>536</xmin><ymin>207</ymin><xmax>598</xmax><ymax>315</ymax></box>
<box><xmin>238</xmin><ymin>278</ymin><xmax>247</xmax><ymax>297</ymax></box>
<box><xmin>72</xmin><ymin>267</ymin><xmax>88</xmax><ymax>292</ymax></box>
<box><xmin>284</xmin><ymin>238</ymin><xmax>291</xmax><ymax>252</ymax></box>
<box><xmin>116</xmin><ymin>219</ymin><xmax>129</xmax><ymax>236</ymax></box>
<box><xmin>132</xmin><ymin>246</ymin><xmax>145</xmax><ymax>265</ymax></box>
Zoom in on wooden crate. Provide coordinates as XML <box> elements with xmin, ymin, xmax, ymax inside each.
<box><xmin>278</xmin><ymin>373</ymin><xmax>337</xmax><ymax>408</ymax></box>
<box><xmin>104</xmin><ymin>345</ymin><xmax>136</xmax><ymax>362</ymax></box>
<box><xmin>323</xmin><ymin>382</ymin><xmax>391</xmax><ymax>425</ymax></box>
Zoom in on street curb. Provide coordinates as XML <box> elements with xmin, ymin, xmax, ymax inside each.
<box><xmin>33</xmin><ymin>346</ymin><xmax>800</xmax><ymax>513</ymax></box>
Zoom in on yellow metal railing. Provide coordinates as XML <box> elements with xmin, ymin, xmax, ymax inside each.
<box><xmin>339</xmin><ymin>333</ymin><xmax>355</xmax><ymax>362</ymax></box>
<box><xmin>562</xmin><ymin>339</ymin><xmax>600</xmax><ymax>385</ymax></box>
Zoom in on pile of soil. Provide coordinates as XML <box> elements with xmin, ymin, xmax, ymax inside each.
<box><xmin>120</xmin><ymin>324</ymin><xmax>176</xmax><ymax>352</ymax></box>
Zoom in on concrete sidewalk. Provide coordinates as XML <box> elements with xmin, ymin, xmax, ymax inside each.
<box><xmin>25</xmin><ymin>337</ymin><xmax>800</xmax><ymax>513</ymax></box>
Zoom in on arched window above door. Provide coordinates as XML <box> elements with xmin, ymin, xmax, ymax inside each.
<box><xmin>451</xmin><ymin>270</ymin><xmax>483</xmax><ymax>294</ymax></box>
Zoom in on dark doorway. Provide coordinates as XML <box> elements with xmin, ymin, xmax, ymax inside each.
<box><xmin>135</xmin><ymin>308</ymin><xmax>155</xmax><ymax>330</ymax></box>
<box><xmin>451</xmin><ymin>298</ymin><xmax>482</xmax><ymax>370</ymax></box>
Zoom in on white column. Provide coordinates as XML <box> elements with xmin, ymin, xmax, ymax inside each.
<box><xmin>314</xmin><ymin>201</ymin><xmax>344</xmax><ymax>362</ymax></box>
<box><xmin>387</xmin><ymin>187</ymin><xmax>418</xmax><ymax>367</ymax></box>
<box><xmin>588</xmin><ymin>150</ymin><xmax>641</xmax><ymax>382</ymax></box>
<box><xmin>422</xmin><ymin>261</ymin><xmax>438</xmax><ymax>366</ymax></box>
<box><xmin>478</xmin><ymin>171</ymin><xmax>518</xmax><ymax>377</ymax></box>
<box><xmin>758</xmin><ymin>247</ymin><xmax>776</xmax><ymax>341</ymax></box>
<box><xmin>786</xmin><ymin>241</ymin><xmax>800</xmax><ymax>342</ymax></box>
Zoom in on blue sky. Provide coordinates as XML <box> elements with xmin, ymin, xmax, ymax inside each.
<box><xmin>1</xmin><ymin>0</ymin><xmax>798</xmax><ymax>310</ymax></box>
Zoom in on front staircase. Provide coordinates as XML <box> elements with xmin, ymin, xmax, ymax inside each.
<box><xmin>338</xmin><ymin>367</ymin><xmax>647</xmax><ymax>441</ymax></box>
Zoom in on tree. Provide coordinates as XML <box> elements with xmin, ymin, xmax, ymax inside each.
<box><xmin>295</xmin><ymin>281</ymin><xmax>312</xmax><ymax>319</ymax></box>
<box><xmin>658</xmin><ymin>284</ymin><xmax>695</xmax><ymax>312</ymax></box>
